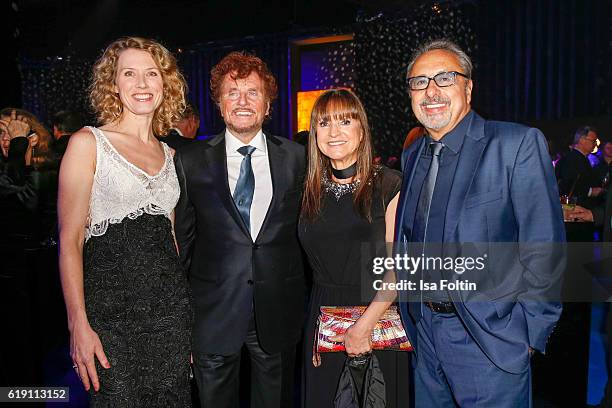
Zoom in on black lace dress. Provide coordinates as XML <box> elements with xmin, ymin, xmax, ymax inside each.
<box><xmin>82</xmin><ymin>127</ymin><xmax>192</xmax><ymax>407</ymax></box>
<box><xmin>299</xmin><ymin>166</ymin><xmax>411</xmax><ymax>407</ymax></box>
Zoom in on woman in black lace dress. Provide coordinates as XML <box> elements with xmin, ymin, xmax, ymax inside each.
<box><xmin>58</xmin><ymin>37</ymin><xmax>192</xmax><ymax>407</ymax></box>
<box><xmin>300</xmin><ymin>89</ymin><xmax>411</xmax><ymax>407</ymax></box>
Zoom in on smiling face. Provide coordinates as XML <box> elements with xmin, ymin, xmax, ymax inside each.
<box><xmin>315</xmin><ymin>113</ymin><xmax>363</xmax><ymax>169</ymax></box>
<box><xmin>409</xmin><ymin>49</ymin><xmax>472</xmax><ymax>140</ymax></box>
<box><xmin>218</xmin><ymin>71</ymin><xmax>269</xmax><ymax>143</ymax></box>
<box><xmin>114</xmin><ymin>48</ymin><xmax>164</xmax><ymax>120</ymax></box>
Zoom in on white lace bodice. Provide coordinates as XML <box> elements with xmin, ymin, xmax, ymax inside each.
<box><xmin>85</xmin><ymin>126</ymin><xmax>180</xmax><ymax>241</ymax></box>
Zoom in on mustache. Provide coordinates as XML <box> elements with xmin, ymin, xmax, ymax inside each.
<box><xmin>420</xmin><ymin>95</ymin><xmax>450</xmax><ymax>106</ymax></box>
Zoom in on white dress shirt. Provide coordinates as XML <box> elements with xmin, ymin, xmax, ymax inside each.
<box><xmin>225</xmin><ymin>129</ymin><xmax>273</xmax><ymax>241</ymax></box>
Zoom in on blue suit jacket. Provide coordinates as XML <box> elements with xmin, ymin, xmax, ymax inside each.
<box><xmin>395</xmin><ymin>112</ymin><xmax>566</xmax><ymax>374</ymax></box>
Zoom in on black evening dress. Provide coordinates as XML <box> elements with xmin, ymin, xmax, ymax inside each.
<box><xmin>82</xmin><ymin>127</ymin><xmax>192</xmax><ymax>407</ymax></box>
<box><xmin>299</xmin><ymin>166</ymin><xmax>411</xmax><ymax>407</ymax></box>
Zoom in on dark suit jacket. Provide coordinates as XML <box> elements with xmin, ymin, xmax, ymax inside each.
<box><xmin>174</xmin><ymin>131</ymin><xmax>306</xmax><ymax>355</ymax></box>
<box><xmin>158</xmin><ymin>128</ymin><xmax>193</xmax><ymax>150</ymax></box>
<box><xmin>395</xmin><ymin>112</ymin><xmax>566</xmax><ymax>374</ymax></box>
<box><xmin>555</xmin><ymin>148</ymin><xmax>600</xmax><ymax>208</ymax></box>
<box><xmin>593</xmin><ymin>187</ymin><xmax>612</xmax><ymax>241</ymax></box>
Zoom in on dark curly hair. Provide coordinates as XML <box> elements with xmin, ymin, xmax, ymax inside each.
<box><xmin>210</xmin><ymin>51</ymin><xmax>278</xmax><ymax>115</ymax></box>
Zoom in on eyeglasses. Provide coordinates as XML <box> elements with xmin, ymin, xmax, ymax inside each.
<box><xmin>582</xmin><ymin>137</ymin><xmax>599</xmax><ymax>145</ymax></box>
<box><xmin>407</xmin><ymin>71</ymin><xmax>469</xmax><ymax>91</ymax></box>
<box><xmin>223</xmin><ymin>90</ymin><xmax>262</xmax><ymax>101</ymax></box>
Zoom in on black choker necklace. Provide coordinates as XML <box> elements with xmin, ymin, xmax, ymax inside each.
<box><xmin>331</xmin><ymin>162</ymin><xmax>357</xmax><ymax>180</ymax></box>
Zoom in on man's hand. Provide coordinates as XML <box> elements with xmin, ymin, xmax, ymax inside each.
<box><xmin>590</xmin><ymin>187</ymin><xmax>603</xmax><ymax>197</ymax></box>
<box><xmin>567</xmin><ymin>205</ymin><xmax>594</xmax><ymax>222</ymax></box>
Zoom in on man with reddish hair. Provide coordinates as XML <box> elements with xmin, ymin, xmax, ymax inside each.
<box><xmin>174</xmin><ymin>51</ymin><xmax>306</xmax><ymax>408</ymax></box>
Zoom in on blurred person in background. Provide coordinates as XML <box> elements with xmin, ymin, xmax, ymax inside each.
<box><xmin>51</xmin><ymin>110</ymin><xmax>86</xmax><ymax>160</ymax></box>
<box><xmin>594</xmin><ymin>140</ymin><xmax>612</xmax><ymax>189</ymax></box>
<box><xmin>0</xmin><ymin>110</ymin><xmax>43</xmax><ymax>386</ymax></box>
<box><xmin>159</xmin><ymin>100</ymin><xmax>199</xmax><ymax>149</ymax></box>
<box><xmin>1</xmin><ymin>108</ymin><xmax>54</xmax><ymax>171</ymax></box>
<box><xmin>1</xmin><ymin>108</ymin><xmax>59</xmax><ymax>245</ymax></box>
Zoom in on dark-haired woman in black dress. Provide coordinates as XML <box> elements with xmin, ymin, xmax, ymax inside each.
<box><xmin>300</xmin><ymin>89</ymin><xmax>410</xmax><ymax>407</ymax></box>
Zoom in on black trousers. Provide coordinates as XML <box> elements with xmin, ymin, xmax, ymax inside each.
<box><xmin>193</xmin><ymin>315</ymin><xmax>296</xmax><ymax>408</ymax></box>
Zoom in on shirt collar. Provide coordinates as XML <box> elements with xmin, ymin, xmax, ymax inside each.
<box><xmin>225</xmin><ymin>128</ymin><xmax>267</xmax><ymax>157</ymax></box>
<box><xmin>572</xmin><ymin>147</ymin><xmax>588</xmax><ymax>157</ymax></box>
<box><xmin>171</xmin><ymin>127</ymin><xmax>184</xmax><ymax>137</ymax></box>
<box><xmin>434</xmin><ymin>110</ymin><xmax>473</xmax><ymax>154</ymax></box>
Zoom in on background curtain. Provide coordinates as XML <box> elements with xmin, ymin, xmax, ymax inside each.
<box><xmin>18</xmin><ymin>0</ymin><xmax>612</xmax><ymax>156</ymax></box>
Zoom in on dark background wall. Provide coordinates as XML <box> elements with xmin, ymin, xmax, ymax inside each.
<box><xmin>7</xmin><ymin>0</ymin><xmax>612</xmax><ymax>158</ymax></box>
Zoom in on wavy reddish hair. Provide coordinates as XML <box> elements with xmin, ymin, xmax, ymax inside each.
<box><xmin>210</xmin><ymin>51</ymin><xmax>277</xmax><ymax>116</ymax></box>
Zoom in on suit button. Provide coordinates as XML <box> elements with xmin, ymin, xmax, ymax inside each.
<box><xmin>247</xmin><ymin>279</ymin><xmax>254</xmax><ymax>285</ymax></box>
<box><xmin>253</xmin><ymin>244</ymin><xmax>260</xmax><ymax>250</ymax></box>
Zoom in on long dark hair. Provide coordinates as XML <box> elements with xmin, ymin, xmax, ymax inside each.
<box><xmin>301</xmin><ymin>89</ymin><xmax>376</xmax><ymax>221</ymax></box>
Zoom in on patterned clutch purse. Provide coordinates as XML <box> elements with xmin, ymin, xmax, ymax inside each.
<box><xmin>312</xmin><ymin>305</ymin><xmax>412</xmax><ymax>367</ymax></box>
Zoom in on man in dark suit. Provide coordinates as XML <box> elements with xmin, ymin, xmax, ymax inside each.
<box><xmin>51</xmin><ymin>110</ymin><xmax>85</xmax><ymax>160</ymax></box>
<box><xmin>569</xmin><ymin>186</ymin><xmax>612</xmax><ymax>408</ymax></box>
<box><xmin>556</xmin><ymin>126</ymin><xmax>602</xmax><ymax>207</ymax></box>
<box><xmin>395</xmin><ymin>39</ymin><xmax>565</xmax><ymax>407</ymax></box>
<box><xmin>174</xmin><ymin>51</ymin><xmax>305</xmax><ymax>408</ymax></box>
<box><xmin>160</xmin><ymin>101</ymin><xmax>200</xmax><ymax>150</ymax></box>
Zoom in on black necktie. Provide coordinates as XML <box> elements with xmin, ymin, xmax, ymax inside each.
<box><xmin>412</xmin><ymin>142</ymin><xmax>443</xmax><ymax>243</ymax></box>
<box><xmin>233</xmin><ymin>145</ymin><xmax>256</xmax><ymax>232</ymax></box>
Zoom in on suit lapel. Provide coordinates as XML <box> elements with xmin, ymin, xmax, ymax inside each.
<box><xmin>255</xmin><ymin>134</ymin><xmax>284</xmax><ymax>243</ymax></box>
<box><xmin>395</xmin><ymin>138</ymin><xmax>426</xmax><ymax>242</ymax></box>
<box><xmin>444</xmin><ymin>113</ymin><xmax>488</xmax><ymax>241</ymax></box>
<box><xmin>206</xmin><ymin>133</ymin><xmax>251</xmax><ymax>238</ymax></box>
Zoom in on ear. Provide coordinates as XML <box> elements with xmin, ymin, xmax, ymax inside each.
<box><xmin>265</xmin><ymin>101</ymin><xmax>270</xmax><ymax>117</ymax></box>
<box><xmin>465</xmin><ymin>79</ymin><xmax>473</xmax><ymax>105</ymax></box>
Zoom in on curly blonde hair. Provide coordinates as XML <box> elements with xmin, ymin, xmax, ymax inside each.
<box><xmin>89</xmin><ymin>37</ymin><xmax>187</xmax><ymax>136</ymax></box>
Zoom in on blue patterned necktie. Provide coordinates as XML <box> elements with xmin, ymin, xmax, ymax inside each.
<box><xmin>233</xmin><ymin>145</ymin><xmax>256</xmax><ymax>232</ymax></box>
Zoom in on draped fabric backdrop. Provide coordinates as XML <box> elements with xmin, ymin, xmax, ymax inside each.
<box><xmin>473</xmin><ymin>0</ymin><xmax>612</xmax><ymax>122</ymax></box>
<box><xmin>18</xmin><ymin>0</ymin><xmax>612</xmax><ymax>157</ymax></box>
<box><xmin>177</xmin><ymin>34</ymin><xmax>291</xmax><ymax>139</ymax></box>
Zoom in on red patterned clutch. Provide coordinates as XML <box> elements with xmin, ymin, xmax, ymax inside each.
<box><xmin>313</xmin><ymin>306</ymin><xmax>412</xmax><ymax>367</ymax></box>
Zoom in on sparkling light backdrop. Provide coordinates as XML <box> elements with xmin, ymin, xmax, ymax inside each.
<box><xmin>310</xmin><ymin>41</ymin><xmax>355</xmax><ymax>91</ymax></box>
<box><xmin>19</xmin><ymin>56</ymin><xmax>94</xmax><ymax>127</ymax></box>
<box><xmin>352</xmin><ymin>3</ymin><xmax>475</xmax><ymax>157</ymax></box>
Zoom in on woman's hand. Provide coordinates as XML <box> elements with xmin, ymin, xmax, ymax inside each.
<box><xmin>330</xmin><ymin>321</ymin><xmax>373</xmax><ymax>357</ymax></box>
<box><xmin>70</xmin><ymin>319</ymin><xmax>110</xmax><ymax>392</ymax></box>
<box><xmin>28</xmin><ymin>133</ymin><xmax>39</xmax><ymax>148</ymax></box>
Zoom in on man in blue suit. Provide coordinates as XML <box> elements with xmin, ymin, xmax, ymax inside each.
<box><xmin>395</xmin><ymin>39</ymin><xmax>566</xmax><ymax>407</ymax></box>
